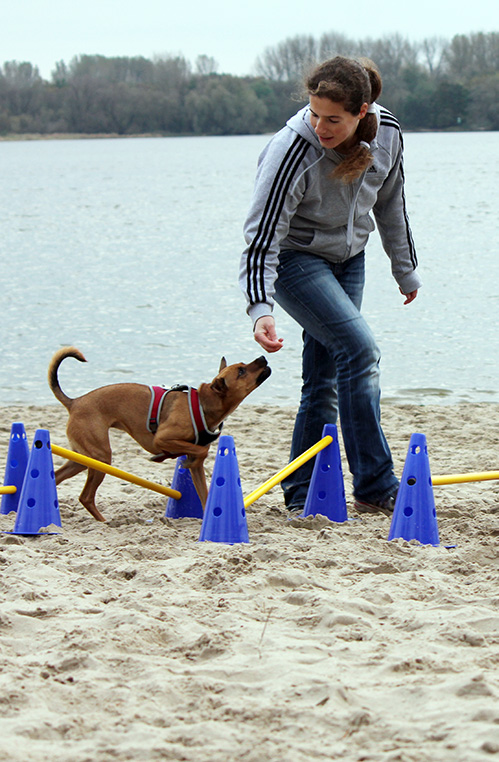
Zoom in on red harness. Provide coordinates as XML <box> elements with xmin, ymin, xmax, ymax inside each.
<box><xmin>147</xmin><ymin>384</ymin><xmax>222</xmax><ymax>456</ymax></box>
<box><xmin>147</xmin><ymin>385</ymin><xmax>172</xmax><ymax>435</ymax></box>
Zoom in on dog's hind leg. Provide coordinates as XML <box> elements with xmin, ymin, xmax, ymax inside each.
<box><xmin>54</xmin><ymin>456</ymin><xmax>107</xmax><ymax>521</ymax></box>
<box><xmin>55</xmin><ymin>459</ymin><xmax>86</xmax><ymax>485</ymax></box>
<box><xmin>79</xmin><ymin>468</ymin><xmax>108</xmax><ymax>522</ymax></box>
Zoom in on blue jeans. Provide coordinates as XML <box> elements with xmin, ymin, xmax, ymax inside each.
<box><xmin>274</xmin><ymin>249</ymin><xmax>398</xmax><ymax>508</ymax></box>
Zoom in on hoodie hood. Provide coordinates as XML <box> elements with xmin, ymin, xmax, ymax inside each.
<box><xmin>286</xmin><ymin>105</ymin><xmax>323</xmax><ymax>147</ymax></box>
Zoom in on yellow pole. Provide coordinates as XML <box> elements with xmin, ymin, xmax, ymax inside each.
<box><xmin>0</xmin><ymin>485</ymin><xmax>17</xmax><ymax>494</ymax></box>
<box><xmin>432</xmin><ymin>470</ymin><xmax>499</xmax><ymax>486</ymax></box>
<box><xmin>51</xmin><ymin>444</ymin><xmax>182</xmax><ymax>500</ymax></box>
<box><xmin>244</xmin><ymin>435</ymin><xmax>333</xmax><ymax>508</ymax></box>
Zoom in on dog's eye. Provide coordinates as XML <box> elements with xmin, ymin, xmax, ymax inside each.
<box><xmin>238</xmin><ymin>367</ymin><xmax>246</xmax><ymax>377</ymax></box>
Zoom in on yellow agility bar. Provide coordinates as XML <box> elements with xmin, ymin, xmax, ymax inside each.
<box><xmin>0</xmin><ymin>485</ymin><xmax>17</xmax><ymax>495</ymax></box>
<box><xmin>244</xmin><ymin>435</ymin><xmax>333</xmax><ymax>509</ymax></box>
<box><xmin>51</xmin><ymin>444</ymin><xmax>182</xmax><ymax>501</ymax></box>
<box><xmin>432</xmin><ymin>470</ymin><xmax>499</xmax><ymax>486</ymax></box>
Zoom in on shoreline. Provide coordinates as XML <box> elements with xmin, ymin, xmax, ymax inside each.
<box><xmin>0</xmin><ymin>127</ymin><xmax>489</xmax><ymax>143</ymax></box>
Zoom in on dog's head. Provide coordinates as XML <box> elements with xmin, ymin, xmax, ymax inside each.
<box><xmin>209</xmin><ymin>356</ymin><xmax>271</xmax><ymax>409</ymax></box>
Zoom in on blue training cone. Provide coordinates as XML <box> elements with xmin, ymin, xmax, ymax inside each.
<box><xmin>1</xmin><ymin>422</ymin><xmax>30</xmax><ymax>515</ymax></box>
<box><xmin>388</xmin><ymin>432</ymin><xmax>439</xmax><ymax>546</ymax></box>
<box><xmin>301</xmin><ymin>424</ymin><xmax>348</xmax><ymax>522</ymax></box>
<box><xmin>10</xmin><ymin>429</ymin><xmax>61</xmax><ymax>535</ymax></box>
<box><xmin>165</xmin><ymin>456</ymin><xmax>203</xmax><ymax>519</ymax></box>
<box><xmin>198</xmin><ymin>435</ymin><xmax>249</xmax><ymax>544</ymax></box>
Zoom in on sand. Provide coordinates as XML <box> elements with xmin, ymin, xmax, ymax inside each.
<box><xmin>0</xmin><ymin>401</ymin><xmax>498</xmax><ymax>762</ymax></box>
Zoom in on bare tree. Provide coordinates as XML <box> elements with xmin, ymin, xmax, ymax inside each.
<box><xmin>196</xmin><ymin>55</ymin><xmax>219</xmax><ymax>76</ymax></box>
<box><xmin>418</xmin><ymin>37</ymin><xmax>447</xmax><ymax>77</ymax></box>
<box><xmin>318</xmin><ymin>32</ymin><xmax>359</xmax><ymax>61</ymax></box>
<box><xmin>255</xmin><ymin>35</ymin><xmax>319</xmax><ymax>82</ymax></box>
<box><xmin>359</xmin><ymin>34</ymin><xmax>418</xmax><ymax>77</ymax></box>
<box><xmin>443</xmin><ymin>32</ymin><xmax>499</xmax><ymax>79</ymax></box>
<box><xmin>2</xmin><ymin>61</ymin><xmax>42</xmax><ymax>116</ymax></box>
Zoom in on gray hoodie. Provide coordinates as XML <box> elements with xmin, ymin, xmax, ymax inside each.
<box><xmin>240</xmin><ymin>104</ymin><xmax>422</xmax><ymax>325</ymax></box>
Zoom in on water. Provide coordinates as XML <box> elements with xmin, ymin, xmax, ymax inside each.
<box><xmin>1</xmin><ymin>131</ymin><xmax>498</xmax><ymax>408</ymax></box>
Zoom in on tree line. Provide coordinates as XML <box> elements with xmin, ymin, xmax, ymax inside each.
<box><xmin>0</xmin><ymin>31</ymin><xmax>497</xmax><ymax>137</ymax></box>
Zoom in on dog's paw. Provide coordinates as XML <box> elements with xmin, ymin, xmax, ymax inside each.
<box><xmin>149</xmin><ymin>453</ymin><xmax>170</xmax><ymax>463</ymax></box>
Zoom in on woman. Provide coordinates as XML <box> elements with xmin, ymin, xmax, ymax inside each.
<box><xmin>239</xmin><ymin>55</ymin><xmax>421</xmax><ymax>514</ymax></box>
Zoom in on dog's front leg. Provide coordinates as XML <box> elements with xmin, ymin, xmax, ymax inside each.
<box><xmin>154</xmin><ymin>438</ymin><xmax>210</xmax><ymax>507</ymax></box>
<box><xmin>185</xmin><ymin>462</ymin><xmax>208</xmax><ymax>508</ymax></box>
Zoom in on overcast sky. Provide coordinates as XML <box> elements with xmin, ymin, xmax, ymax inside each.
<box><xmin>3</xmin><ymin>0</ymin><xmax>497</xmax><ymax>80</ymax></box>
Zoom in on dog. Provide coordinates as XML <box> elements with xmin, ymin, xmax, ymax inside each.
<box><xmin>48</xmin><ymin>347</ymin><xmax>271</xmax><ymax>521</ymax></box>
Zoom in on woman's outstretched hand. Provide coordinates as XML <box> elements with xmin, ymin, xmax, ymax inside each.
<box><xmin>254</xmin><ymin>316</ymin><xmax>284</xmax><ymax>353</ymax></box>
<box><xmin>401</xmin><ymin>289</ymin><xmax>418</xmax><ymax>305</ymax></box>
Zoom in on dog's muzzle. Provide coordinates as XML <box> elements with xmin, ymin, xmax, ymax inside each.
<box><xmin>254</xmin><ymin>356</ymin><xmax>271</xmax><ymax>385</ymax></box>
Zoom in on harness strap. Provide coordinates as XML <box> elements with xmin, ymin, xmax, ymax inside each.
<box><xmin>147</xmin><ymin>384</ymin><xmax>188</xmax><ymax>434</ymax></box>
<box><xmin>146</xmin><ymin>384</ymin><xmax>222</xmax><ymax>445</ymax></box>
<box><xmin>187</xmin><ymin>387</ymin><xmax>223</xmax><ymax>446</ymax></box>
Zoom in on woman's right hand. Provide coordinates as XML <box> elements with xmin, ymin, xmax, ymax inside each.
<box><xmin>254</xmin><ymin>316</ymin><xmax>284</xmax><ymax>353</ymax></box>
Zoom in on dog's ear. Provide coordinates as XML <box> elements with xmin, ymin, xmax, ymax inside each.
<box><xmin>219</xmin><ymin>357</ymin><xmax>227</xmax><ymax>372</ymax></box>
<box><xmin>211</xmin><ymin>377</ymin><xmax>228</xmax><ymax>397</ymax></box>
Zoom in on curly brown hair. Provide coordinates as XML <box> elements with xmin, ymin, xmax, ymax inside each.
<box><xmin>306</xmin><ymin>56</ymin><xmax>382</xmax><ymax>183</ymax></box>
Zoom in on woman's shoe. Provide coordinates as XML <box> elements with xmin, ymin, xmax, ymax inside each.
<box><xmin>353</xmin><ymin>491</ymin><xmax>397</xmax><ymax>514</ymax></box>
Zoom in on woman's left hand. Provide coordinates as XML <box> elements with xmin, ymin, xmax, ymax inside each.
<box><xmin>401</xmin><ymin>289</ymin><xmax>418</xmax><ymax>305</ymax></box>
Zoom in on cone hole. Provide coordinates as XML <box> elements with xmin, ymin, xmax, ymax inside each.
<box><xmin>54</xmin><ymin>500</ymin><xmax>59</xmax><ymax>508</ymax></box>
<box><xmin>219</xmin><ymin>447</ymin><xmax>229</xmax><ymax>456</ymax></box>
<box><xmin>410</xmin><ymin>445</ymin><xmax>421</xmax><ymax>455</ymax></box>
<box><xmin>216</xmin><ymin>477</ymin><xmax>225</xmax><ymax>487</ymax></box>
<box><xmin>34</xmin><ymin>440</ymin><xmax>43</xmax><ymax>449</ymax></box>
<box><xmin>10</xmin><ymin>460</ymin><xmax>18</xmax><ymax>468</ymax></box>
<box><xmin>404</xmin><ymin>506</ymin><xmax>413</xmax><ymax>517</ymax></box>
<box><xmin>318</xmin><ymin>490</ymin><xmax>326</xmax><ymax>500</ymax></box>
<box><xmin>51</xmin><ymin>470</ymin><xmax>55</xmax><ymax>480</ymax></box>
<box><xmin>12</xmin><ymin>433</ymin><xmax>20</xmax><ymax>441</ymax></box>
<box><xmin>213</xmin><ymin>507</ymin><xmax>222</xmax><ymax>517</ymax></box>
<box><xmin>241</xmin><ymin>508</ymin><xmax>246</xmax><ymax>517</ymax></box>
<box><xmin>27</xmin><ymin>498</ymin><xmax>36</xmax><ymax>508</ymax></box>
<box><xmin>31</xmin><ymin>469</ymin><xmax>40</xmax><ymax>478</ymax></box>
<box><xmin>407</xmin><ymin>476</ymin><xmax>417</xmax><ymax>486</ymax></box>
<box><xmin>320</xmin><ymin>463</ymin><xmax>330</xmax><ymax>473</ymax></box>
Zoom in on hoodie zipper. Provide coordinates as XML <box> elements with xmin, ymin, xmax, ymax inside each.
<box><xmin>346</xmin><ymin>170</ymin><xmax>367</xmax><ymax>256</ymax></box>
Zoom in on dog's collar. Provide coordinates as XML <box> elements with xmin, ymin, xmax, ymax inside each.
<box><xmin>147</xmin><ymin>384</ymin><xmax>223</xmax><ymax>445</ymax></box>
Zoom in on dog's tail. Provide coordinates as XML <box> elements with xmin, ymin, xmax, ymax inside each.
<box><xmin>48</xmin><ymin>346</ymin><xmax>87</xmax><ymax>410</ymax></box>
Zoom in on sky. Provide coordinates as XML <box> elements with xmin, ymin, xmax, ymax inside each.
<box><xmin>2</xmin><ymin>0</ymin><xmax>497</xmax><ymax>80</ymax></box>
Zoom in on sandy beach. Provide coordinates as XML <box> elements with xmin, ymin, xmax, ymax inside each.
<box><xmin>0</xmin><ymin>400</ymin><xmax>498</xmax><ymax>761</ymax></box>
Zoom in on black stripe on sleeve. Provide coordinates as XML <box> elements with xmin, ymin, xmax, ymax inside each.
<box><xmin>246</xmin><ymin>135</ymin><xmax>311</xmax><ymax>305</ymax></box>
<box><xmin>379</xmin><ymin>108</ymin><xmax>418</xmax><ymax>270</ymax></box>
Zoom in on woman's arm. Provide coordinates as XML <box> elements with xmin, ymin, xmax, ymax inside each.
<box><xmin>239</xmin><ymin>132</ymin><xmax>310</xmax><ymax>327</ymax></box>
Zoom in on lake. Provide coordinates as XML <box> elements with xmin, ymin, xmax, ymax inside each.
<box><xmin>1</xmin><ymin>130</ymin><xmax>498</xmax><ymax>408</ymax></box>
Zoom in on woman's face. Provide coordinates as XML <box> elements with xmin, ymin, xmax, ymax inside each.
<box><xmin>309</xmin><ymin>95</ymin><xmax>368</xmax><ymax>152</ymax></box>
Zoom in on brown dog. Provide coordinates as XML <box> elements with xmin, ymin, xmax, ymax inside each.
<box><xmin>48</xmin><ymin>347</ymin><xmax>271</xmax><ymax>521</ymax></box>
